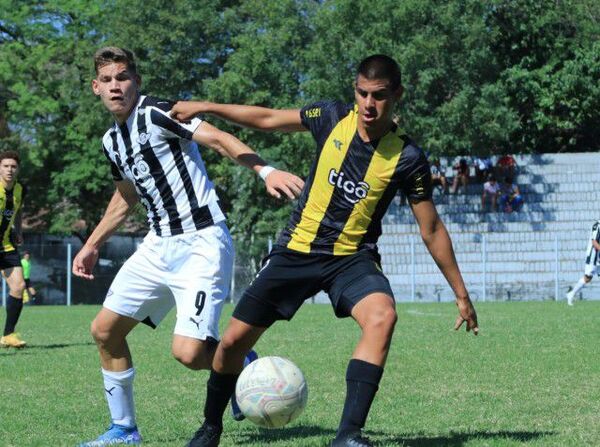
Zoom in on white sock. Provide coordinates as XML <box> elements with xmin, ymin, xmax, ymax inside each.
<box><xmin>571</xmin><ymin>278</ymin><xmax>587</xmax><ymax>295</ymax></box>
<box><xmin>102</xmin><ymin>367</ymin><xmax>136</xmax><ymax>428</ymax></box>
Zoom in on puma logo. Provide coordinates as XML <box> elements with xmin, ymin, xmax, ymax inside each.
<box><xmin>189</xmin><ymin>317</ymin><xmax>201</xmax><ymax>330</ymax></box>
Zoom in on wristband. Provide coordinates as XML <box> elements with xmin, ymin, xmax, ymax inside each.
<box><xmin>258</xmin><ymin>165</ymin><xmax>276</xmax><ymax>181</ymax></box>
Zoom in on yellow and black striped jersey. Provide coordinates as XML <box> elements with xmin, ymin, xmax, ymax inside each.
<box><xmin>0</xmin><ymin>182</ymin><xmax>24</xmax><ymax>253</ymax></box>
<box><xmin>277</xmin><ymin>100</ymin><xmax>431</xmax><ymax>256</ymax></box>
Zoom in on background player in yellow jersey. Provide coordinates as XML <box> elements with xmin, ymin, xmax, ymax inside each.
<box><xmin>172</xmin><ymin>54</ymin><xmax>479</xmax><ymax>447</ymax></box>
<box><xmin>0</xmin><ymin>151</ymin><xmax>28</xmax><ymax>348</ymax></box>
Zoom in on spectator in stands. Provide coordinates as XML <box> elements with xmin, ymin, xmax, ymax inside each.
<box><xmin>496</xmin><ymin>154</ymin><xmax>517</xmax><ymax>180</ymax></box>
<box><xmin>481</xmin><ymin>174</ymin><xmax>500</xmax><ymax>212</ymax></box>
<box><xmin>474</xmin><ymin>157</ymin><xmax>493</xmax><ymax>183</ymax></box>
<box><xmin>450</xmin><ymin>158</ymin><xmax>469</xmax><ymax>194</ymax></box>
<box><xmin>499</xmin><ymin>176</ymin><xmax>523</xmax><ymax>212</ymax></box>
<box><xmin>430</xmin><ymin>157</ymin><xmax>447</xmax><ymax>194</ymax></box>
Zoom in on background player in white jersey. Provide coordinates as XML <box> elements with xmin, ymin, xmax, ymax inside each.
<box><xmin>566</xmin><ymin>220</ymin><xmax>600</xmax><ymax>306</ymax></box>
<box><xmin>74</xmin><ymin>47</ymin><xmax>304</xmax><ymax>446</ymax></box>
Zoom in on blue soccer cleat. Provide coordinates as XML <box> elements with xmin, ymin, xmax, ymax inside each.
<box><xmin>231</xmin><ymin>349</ymin><xmax>259</xmax><ymax>421</ymax></box>
<box><xmin>78</xmin><ymin>423</ymin><xmax>142</xmax><ymax>446</ymax></box>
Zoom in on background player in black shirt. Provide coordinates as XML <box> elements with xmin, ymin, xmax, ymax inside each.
<box><xmin>172</xmin><ymin>54</ymin><xmax>478</xmax><ymax>447</ymax></box>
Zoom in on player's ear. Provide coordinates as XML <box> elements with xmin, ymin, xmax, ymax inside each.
<box><xmin>394</xmin><ymin>84</ymin><xmax>404</xmax><ymax>101</ymax></box>
<box><xmin>91</xmin><ymin>78</ymin><xmax>100</xmax><ymax>96</ymax></box>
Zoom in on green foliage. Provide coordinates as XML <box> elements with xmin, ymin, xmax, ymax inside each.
<box><xmin>0</xmin><ymin>0</ymin><xmax>598</xmax><ymax>262</ymax></box>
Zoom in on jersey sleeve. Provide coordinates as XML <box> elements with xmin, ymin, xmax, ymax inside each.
<box><xmin>102</xmin><ymin>144</ymin><xmax>123</xmax><ymax>181</ymax></box>
<box><xmin>149</xmin><ymin>106</ymin><xmax>203</xmax><ymax>141</ymax></box>
<box><xmin>398</xmin><ymin>144</ymin><xmax>432</xmax><ymax>201</ymax></box>
<box><xmin>300</xmin><ymin>100</ymin><xmax>348</xmax><ymax>144</ymax></box>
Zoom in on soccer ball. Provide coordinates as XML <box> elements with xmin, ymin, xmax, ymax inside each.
<box><xmin>235</xmin><ymin>356</ymin><xmax>308</xmax><ymax>428</ymax></box>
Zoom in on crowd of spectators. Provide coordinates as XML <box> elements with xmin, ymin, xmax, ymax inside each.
<box><xmin>428</xmin><ymin>154</ymin><xmax>523</xmax><ymax>213</ymax></box>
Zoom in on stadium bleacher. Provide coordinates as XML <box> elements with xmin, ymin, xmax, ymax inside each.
<box><xmin>378</xmin><ymin>152</ymin><xmax>600</xmax><ymax>302</ymax></box>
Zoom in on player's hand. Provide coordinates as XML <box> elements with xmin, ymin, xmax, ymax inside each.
<box><xmin>72</xmin><ymin>244</ymin><xmax>100</xmax><ymax>280</ymax></box>
<box><xmin>264</xmin><ymin>169</ymin><xmax>304</xmax><ymax>200</ymax></box>
<box><xmin>454</xmin><ymin>295</ymin><xmax>479</xmax><ymax>335</ymax></box>
<box><xmin>14</xmin><ymin>233</ymin><xmax>23</xmax><ymax>246</ymax></box>
<box><xmin>170</xmin><ymin>101</ymin><xmax>205</xmax><ymax>122</ymax></box>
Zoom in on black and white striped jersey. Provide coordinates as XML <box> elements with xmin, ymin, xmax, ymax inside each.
<box><xmin>585</xmin><ymin>221</ymin><xmax>600</xmax><ymax>265</ymax></box>
<box><xmin>101</xmin><ymin>95</ymin><xmax>225</xmax><ymax>237</ymax></box>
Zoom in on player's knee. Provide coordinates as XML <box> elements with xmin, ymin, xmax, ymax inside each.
<box><xmin>584</xmin><ymin>275</ymin><xmax>593</xmax><ymax>283</ymax></box>
<box><xmin>172</xmin><ymin>344</ymin><xmax>213</xmax><ymax>370</ymax></box>
<box><xmin>219</xmin><ymin>330</ymin><xmax>248</xmax><ymax>357</ymax></box>
<box><xmin>11</xmin><ymin>281</ymin><xmax>26</xmax><ymax>298</ymax></box>
<box><xmin>173</xmin><ymin>349</ymin><xmax>205</xmax><ymax>370</ymax></box>
<box><xmin>90</xmin><ymin>317</ymin><xmax>116</xmax><ymax>346</ymax></box>
<box><xmin>363</xmin><ymin>306</ymin><xmax>397</xmax><ymax>335</ymax></box>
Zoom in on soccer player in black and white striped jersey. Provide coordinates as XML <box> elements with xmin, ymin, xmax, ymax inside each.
<box><xmin>73</xmin><ymin>47</ymin><xmax>304</xmax><ymax>446</ymax></box>
<box><xmin>566</xmin><ymin>220</ymin><xmax>600</xmax><ymax>305</ymax></box>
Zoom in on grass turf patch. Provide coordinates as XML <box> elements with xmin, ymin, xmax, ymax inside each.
<box><xmin>0</xmin><ymin>301</ymin><xmax>598</xmax><ymax>446</ymax></box>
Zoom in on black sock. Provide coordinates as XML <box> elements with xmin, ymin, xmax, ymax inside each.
<box><xmin>4</xmin><ymin>295</ymin><xmax>23</xmax><ymax>336</ymax></box>
<box><xmin>203</xmin><ymin>370</ymin><xmax>239</xmax><ymax>429</ymax></box>
<box><xmin>336</xmin><ymin>359</ymin><xmax>384</xmax><ymax>438</ymax></box>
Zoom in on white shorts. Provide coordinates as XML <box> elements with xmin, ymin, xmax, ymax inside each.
<box><xmin>584</xmin><ymin>264</ymin><xmax>598</xmax><ymax>277</ymax></box>
<box><xmin>104</xmin><ymin>221</ymin><xmax>234</xmax><ymax>340</ymax></box>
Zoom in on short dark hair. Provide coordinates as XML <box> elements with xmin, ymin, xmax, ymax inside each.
<box><xmin>94</xmin><ymin>47</ymin><xmax>137</xmax><ymax>75</ymax></box>
<box><xmin>357</xmin><ymin>54</ymin><xmax>402</xmax><ymax>90</ymax></box>
<box><xmin>0</xmin><ymin>150</ymin><xmax>20</xmax><ymax>165</ymax></box>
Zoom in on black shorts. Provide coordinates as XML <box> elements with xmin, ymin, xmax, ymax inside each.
<box><xmin>233</xmin><ymin>247</ymin><xmax>394</xmax><ymax>327</ymax></box>
<box><xmin>0</xmin><ymin>250</ymin><xmax>21</xmax><ymax>271</ymax></box>
<box><xmin>24</xmin><ymin>278</ymin><xmax>31</xmax><ymax>288</ymax></box>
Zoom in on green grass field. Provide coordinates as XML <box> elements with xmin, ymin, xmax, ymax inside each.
<box><xmin>1</xmin><ymin>302</ymin><xmax>599</xmax><ymax>447</ymax></box>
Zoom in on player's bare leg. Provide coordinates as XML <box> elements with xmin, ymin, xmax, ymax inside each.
<box><xmin>91</xmin><ymin>308</ymin><xmax>138</xmax><ymax>371</ymax></box>
<box><xmin>80</xmin><ymin>308</ymin><xmax>142</xmax><ymax>446</ymax></box>
<box><xmin>332</xmin><ymin>292</ymin><xmax>397</xmax><ymax>447</ymax></box>
<box><xmin>172</xmin><ymin>335</ymin><xmax>218</xmax><ymax>370</ymax></box>
<box><xmin>1</xmin><ymin>267</ymin><xmax>27</xmax><ymax>348</ymax></box>
<box><xmin>350</xmin><ymin>292</ymin><xmax>397</xmax><ymax>366</ymax></box>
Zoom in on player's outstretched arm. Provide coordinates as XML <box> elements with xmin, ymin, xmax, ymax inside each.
<box><xmin>72</xmin><ymin>181</ymin><xmax>138</xmax><ymax>280</ymax></box>
<box><xmin>192</xmin><ymin>121</ymin><xmax>304</xmax><ymax>200</ymax></box>
<box><xmin>410</xmin><ymin>199</ymin><xmax>479</xmax><ymax>335</ymax></box>
<box><xmin>171</xmin><ymin>101</ymin><xmax>306</xmax><ymax>133</ymax></box>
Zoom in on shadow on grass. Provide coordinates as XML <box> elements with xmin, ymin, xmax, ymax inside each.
<box><xmin>377</xmin><ymin>430</ymin><xmax>557</xmax><ymax>446</ymax></box>
<box><xmin>235</xmin><ymin>424</ymin><xmax>335</xmax><ymax>444</ymax></box>
<box><xmin>154</xmin><ymin>427</ymin><xmax>556</xmax><ymax>446</ymax></box>
<box><xmin>26</xmin><ymin>342</ymin><xmax>96</xmax><ymax>350</ymax></box>
<box><xmin>153</xmin><ymin>425</ymin><xmax>335</xmax><ymax>445</ymax></box>
<box><xmin>0</xmin><ymin>349</ymin><xmax>34</xmax><ymax>356</ymax></box>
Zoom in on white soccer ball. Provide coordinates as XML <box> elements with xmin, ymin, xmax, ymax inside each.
<box><xmin>235</xmin><ymin>356</ymin><xmax>308</xmax><ymax>428</ymax></box>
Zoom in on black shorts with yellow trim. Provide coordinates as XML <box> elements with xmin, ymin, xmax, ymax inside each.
<box><xmin>0</xmin><ymin>249</ymin><xmax>21</xmax><ymax>271</ymax></box>
<box><xmin>233</xmin><ymin>246</ymin><xmax>394</xmax><ymax>328</ymax></box>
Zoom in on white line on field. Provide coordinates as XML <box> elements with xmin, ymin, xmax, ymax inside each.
<box><xmin>405</xmin><ymin>309</ymin><xmax>445</xmax><ymax>317</ymax></box>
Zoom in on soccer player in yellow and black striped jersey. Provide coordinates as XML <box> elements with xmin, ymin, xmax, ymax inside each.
<box><xmin>0</xmin><ymin>151</ymin><xmax>27</xmax><ymax>349</ymax></box>
<box><xmin>172</xmin><ymin>54</ymin><xmax>479</xmax><ymax>447</ymax></box>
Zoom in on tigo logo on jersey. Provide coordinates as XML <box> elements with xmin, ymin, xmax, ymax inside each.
<box><xmin>328</xmin><ymin>169</ymin><xmax>370</xmax><ymax>204</ymax></box>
